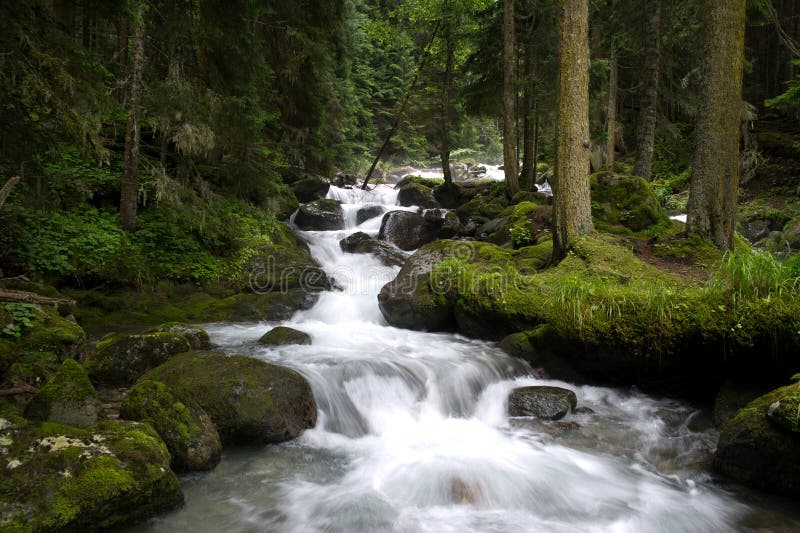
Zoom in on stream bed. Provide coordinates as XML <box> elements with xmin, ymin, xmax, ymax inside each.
<box><xmin>134</xmin><ymin>185</ymin><xmax>800</xmax><ymax>532</ymax></box>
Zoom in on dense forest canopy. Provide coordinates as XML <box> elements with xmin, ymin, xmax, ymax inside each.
<box><xmin>0</xmin><ymin>0</ymin><xmax>798</xmax><ymax>284</ymax></box>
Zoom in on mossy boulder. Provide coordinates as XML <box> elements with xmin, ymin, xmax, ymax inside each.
<box><xmin>378</xmin><ymin>241</ymin><xmax>457</xmax><ymax>331</ymax></box>
<box><xmin>294</xmin><ymin>198</ymin><xmax>345</xmax><ymax>231</ymax></box>
<box><xmin>590</xmin><ymin>173</ymin><xmax>669</xmax><ymax>233</ymax></box>
<box><xmin>378</xmin><ymin>211</ymin><xmax>444</xmax><ymax>251</ymax></box>
<box><xmin>784</xmin><ymin>219</ymin><xmax>800</xmax><ymax>251</ymax></box>
<box><xmin>397</xmin><ymin>183</ymin><xmax>440</xmax><ymax>209</ymax></box>
<box><xmin>508</xmin><ymin>386</ymin><xmax>578</xmax><ymax>420</ymax></box>
<box><xmin>85</xmin><ymin>332</ymin><xmax>193</xmax><ymax>387</ymax></box>
<box><xmin>767</xmin><ymin>386</ymin><xmax>800</xmax><ymax>434</ymax></box>
<box><xmin>18</xmin><ymin>308</ymin><xmax>86</xmax><ymax>358</ymax></box>
<box><xmin>0</xmin><ymin>418</ymin><xmax>183</xmax><ymax>531</ymax></box>
<box><xmin>120</xmin><ymin>379</ymin><xmax>221</xmax><ymax>472</ymax></box>
<box><xmin>24</xmin><ymin>359</ymin><xmax>101</xmax><ymax>428</ymax></box>
<box><xmin>291</xmin><ymin>176</ymin><xmax>330</xmax><ymax>203</ymax></box>
<box><xmin>147</xmin><ymin>323</ymin><xmax>212</xmax><ymax>351</ymax></box>
<box><xmin>715</xmin><ymin>383</ymin><xmax>800</xmax><ymax>494</ymax></box>
<box><xmin>242</xmin><ymin>222</ymin><xmax>331</xmax><ymax>294</ymax></box>
<box><xmin>340</xmin><ymin>231</ymin><xmax>407</xmax><ymax>267</ymax></box>
<box><xmin>4</xmin><ymin>351</ymin><xmax>61</xmax><ymax>389</ymax></box>
<box><xmin>141</xmin><ymin>351</ymin><xmax>317</xmax><ymax>445</ymax></box>
<box><xmin>258</xmin><ymin>326</ymin><xmax>312</xmax><ymax>346</ymax></box>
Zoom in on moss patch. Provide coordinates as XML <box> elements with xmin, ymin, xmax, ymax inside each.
<box><xmin>590</xmin><ymin>173</ymin><xmax>670</xmax><ymax>235</ymax></box>
<box><xmin>24</xmin><ymin>359</ymin><xmax>100</xmax><ymax>428</ymax></box>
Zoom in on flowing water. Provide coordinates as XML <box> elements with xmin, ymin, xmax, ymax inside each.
<box><xmin>136</xmin><ymin>185</ymin><xmax>799</xmax><ymax>532</ymax></box>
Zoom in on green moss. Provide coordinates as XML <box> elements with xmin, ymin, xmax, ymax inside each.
<box><xmin>590</xmin><ymin>173</ymin><xmax>670</xmax><ymax>235</ymax></box>
<box><xmin>5</xmin><ymin>352</ymin><xmax>60</xmax><ymax>388</ymax></box>
<box><xmin>24</xmin><ymin>359</ymin><xmax>100</xmax><ymax>428</ymax></box>
<box><xmin>258</xmin><ymin>326</ymin><xmax>312</xmax><ymax>346</ymax></box>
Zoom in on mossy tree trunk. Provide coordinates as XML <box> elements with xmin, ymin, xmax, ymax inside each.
<box><xmin>503</xmin><ymin>0</ymin><xmax>520</xmax><ymax>197</ymax></box>
<box><xmin>686</xmin><ymin>0</ymin><xmax>746</xmax><ymax>250</ymax></box>
<box><xmin>521</xmin><ymin>38</ymin><xmax>537</xmax><ymax>190</ymax></box>
<box><xmin>552</xmin><ymin>0</ymin><xmax>593</xmax><ymax>261</ymax></box>
<box><xmin>606</xmin><ymin>46</ymin><xmax>617</xmax><ymax>171</ymax></box>
<box><xmin>633</xmin><ymin>0</ymin><xmax>662</xmax><ymax>181</ymax></box>
<box><xmin>120</xmin><ymin>1</ymin><xmax>145</xmax><ymax>231</ymax></box>
<box><xmin>440</xmin><ymin>19</ymin><xmax>455</xmax><ymax>187</ymax></box>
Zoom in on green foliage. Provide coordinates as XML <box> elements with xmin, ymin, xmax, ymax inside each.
<box><xmin>2</xmin><ymin>304</ymin><xmax>35</xmax><ymax>339</ymax></box>
<box><xmin>765</xmin><ymin>60</ymin><xmax>800</xmax><ymax>112</ymax></box>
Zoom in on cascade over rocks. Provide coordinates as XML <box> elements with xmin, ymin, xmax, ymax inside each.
<box><xmin>340</xmin><ymin>232</ymin><xmax>407</xmax><ymax>267</ymax></box>
<box><xmin>294</xmin><ymin>199</ymin><xmax>345</xmax><ymax>231</ymax></box>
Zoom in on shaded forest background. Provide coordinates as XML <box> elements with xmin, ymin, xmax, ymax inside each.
<box><xmin>0</xmin><ymin>0</ymin><xmax>798</xmax><ymax>288</ymax></box>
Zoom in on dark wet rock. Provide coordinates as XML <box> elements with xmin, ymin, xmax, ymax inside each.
<box><xmin>294</xmin><ymin>199</ymin><xmax>345</xmax><ymax>231</ymax></box>
<box><xmin>356</xmin><ymin>204</ymin><xmax>386</xmax><ymax>224</ymax></box>
<box><xmin>291</xmin><ymin>177</ymin><xmax>330</xmax><ymax>203</ymax></box>
<box><xmin>258</xmin><ymin>326</ymin><xmax>312</xmax><ymax>346</ymax></box>
<box><xmin>378</xmin><ymin>211</ymin><xmax>441</xmax><ymax>251</ymax></box>
<box><xmin>142</xmin><ymin>351</ymin><xmax>317</xmax><ymax>445</ymax></box>
<box><xmin>508</xmin><ymin>386</ymin><xmax>578</xmax><ymax>420</ymax></box>
<box><xmin>340</xmin><ymin>232</ymin><xmax>407</xmax><ymax>267</ymax></box>
<box><xmin>397</xmin><ymin>183</ymin><xmax>441</xmax><ymax>209</ymax></box>
<box><xmin>333</xmin><ymin>173</ymin><xmax>359</xmax><ymax>188</ymax></box>
<box><xmin>120</xmin><ymin>379</ymin><xmax>222</xmax><ymax>472</ymax></box>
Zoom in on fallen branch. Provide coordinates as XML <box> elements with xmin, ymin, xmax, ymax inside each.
<box><xmin>0</xmin><ymin>383</ymin><xmax>39</xmax><ymax>396</ymax></box>
<box><xmin>0</xmin><ymin>289</ymin><xmax>76</xmax><ymax>307</ymax></box>
<box><xmin>0</xmin><ymin>176</ymin><xmax>20</xmax><ymax>209</ymax></box>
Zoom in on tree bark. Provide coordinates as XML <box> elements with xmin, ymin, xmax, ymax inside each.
<box><xmin>440</xmin><ymin>21</ymin><xmax>455</xmax><ymax>186</ymax></box>
<box><xmin>120</xmin><ymin>1</ymin><xmax>145</xmax><ymax>231</ymax></box>
<box><xmin>503</xmin><ymin>0</ymin><xmax>520</xmax><ymax>197</ymax></box>
<box><xmin>521</xmin><ymin>41</ymin><xmax>536</xmax><ymax>190</ymax></box>
<box><xmin>633</xmin><ymin>0</ymin><xmax>662</xmax><ymax>181</ymax></box>
<box><xmin>0</xmin><ymin>176</ymin><xmax>20</xmax><ymax>209</ymax></box>
<box><xmin>606</xmin><ymin>46</ymin><xmax>618</xmax><ymax>170</ymax></box>
<box><xmin>686</xmin><ymin>0</ymin><xmax>746</xmax><ymax>250</ymax></box>
<box><xmin>552</xmin><ymin>0</ymin><xmax>593</xmax><ymax>262</ymax></box>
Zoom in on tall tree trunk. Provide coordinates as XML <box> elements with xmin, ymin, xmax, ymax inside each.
<box><xmin>521</xmin><ymin>41</ymin><xmax>536</xmax><ymax>190</ymax></box>
<box><xmin>115</xmin><ymin>17</ymin><xmax>129</xmax><ymax>104</ymax></box>
<box><xmin>552</xmin><ymin>0</ymin><xmax>593</xmax><ymax>262</ymax></box>
<box><xmin>503</xmin><ymin>0</ymin><xmax>520</xmax><ymax>197</ymax></box>
<box><xmin>633</xmin><ymin>0</ymin><xmax>662</xmax><ymax>181</ymax></box>
<box><xmin>686</xmin><ymin>0</ymin><xmax>746</xmax><ymax>250</ymax></box>
<box><xmin>606</xmin><ymin>46</ymin><xmax>618</xmax><ymax>170</ymax></box>
<box><xmin>120</xmin><ymin>1</ymin><xmax>145</xmax><ymax>231</ymax></box>
<box><xmin>440</xmin><ymin>25</ymin><xmax>455</xmax><ymax>186</ymax></box>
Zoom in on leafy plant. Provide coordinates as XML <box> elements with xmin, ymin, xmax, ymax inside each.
<box><xmin>2</xmin><ymin>303</ymin><xmax>35</xmax><ymax>338</ymax></box>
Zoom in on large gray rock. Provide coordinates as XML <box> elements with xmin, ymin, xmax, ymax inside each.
<box><xmin>356</xmin><ymin>204</ymin><xmax>387</xmax><ymax>224</ymax></box>
<box><xmin>507</xmin><ymin>386</ymin><xmax>578</xmax><ymax>420</ymax></box>
<box><xmin>340</xmin><ymin>232</ymin><xmax>407</xmax><ymax>267</ymax></box>
<box><xmin>24</xmin><ymin>359</ymin><xmax>101</xmax><ymax>428</ymax></box>
<box><xmin>378</xmin><ymin>211</ymin><xmax>442</xmax><ymax>251</ymax></box>
<box><xmin>294</xmin><ymin>199</ymin><xmax>345</xmax><ymax>231</ymax></box>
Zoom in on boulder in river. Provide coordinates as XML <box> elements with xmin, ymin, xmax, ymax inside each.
<box><xmin>258</xmin><ymin>326</ymin><xmax>312</xmax><ymax>346</ymax></box>
<box><xmin>0</xmin><ymin>418</ymin><xmax>183</xmax><ymax>531</ymax></box>
<box><xmin>356</xmin><ymin>204</ymin><xmax>386</xmax><ymax>224</ymax></box>
<box><xmin>340</xmin><ymin>232</ymin><xmax>407</xmax><ymax>267</ymax></box>
<box><xmin>23</xmin><ymin>358</ymin><xmax>101</xmax><ymax>428</ymax></box>
<box><xmin>147</xmin><ymin>323</ymin><xmax>212</xmax><ymax>351</ymax></box>
<box><xmin>715</xmin><ymin>382</ymin><xmax>800</xmax><ymax>495</ymax></box>
<box><xmin>291</xmin><ymin>176</ymin><xmax>330</xmax><ymax>203</ymax></box>
<box><xmin>397</xmin><ymin>183</ymin><xmax>440</xmax><ymax>209</ymax></box>
<box><xmin>120</xmin><ymin>379</ymin><xmax>222</xmax><ymax>472</ymax></box>
<box><xmin>378</xmin><ymin>211</ymin><xmax>442</xmax><ymax>251</ymax></box>
<box><xmin>294</xmin><ymin>199</ymin><xmax>345</xmax><ymax>231</ymax></box>
<box><xmin>507</xmin><ymin>386</ymin><xmax>578</xmax><ymax>420</ymax></box>
<box><xmin>141</xmin><ymin>351</ymin><xmax>317</xmax><ymax>445</ymax></box>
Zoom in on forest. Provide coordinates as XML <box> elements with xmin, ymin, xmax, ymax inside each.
<box><xmin>1</xmin><ymin>0</ymin><xmax>800</xmax><ymax>531</ymax></box>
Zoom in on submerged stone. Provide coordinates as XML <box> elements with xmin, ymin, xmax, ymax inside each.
<box><xmin>507</xmin><ymin>386</ymin><xmax>578</xmax><ymax>420</ymax></box>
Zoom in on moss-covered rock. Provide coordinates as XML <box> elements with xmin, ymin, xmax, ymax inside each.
<box><xmin>294</xmin><ymin>199</ymin><xmax>345</xmax><ymax>231</ymax></box>
<box><xmin>397</xmin><ymin>183</ymin><xmax>440</xmax><ymax>209</ymax></box>
<box><xmin>715</xmin><ymin>383</ymin><xmax>800</xmax><ymax>495</ymax></box>
<box><xmin>712</xmin><ymin>381</ymin><xmax>771</xmax><ymax>428</ymax></box>
<box><xmin>85</xmin><ymin>332</ymin><xmax>193</xmax><ymax>387</ymax></box>
<box><xmin>0</xmin><ymin>419</ymin><xmax>183</xmax><ymax>531</ymax></box>
<box><xmin>4</xmin><ymin>351</ymin><xmax>60</xmax><ymax>389</ymax></box>
<box><xmin>24</xmin><ymin>359</ymin><xmax>101</xmax><ymax>428</ymax></box>
<box><xmin>258</xmin><ymin>326</ymin><xmax>312</xmax><ymax>346</ymax></box>
<box><xmin>590</xmin><ymin>173</ymin><xmax>669</xmax><ymax>234</ymax></box>
<box><xmin>767</xmin><ymin>386</ymin><xmax>800</xmax><ymax>434</ymax></box>
<box><xmin>17</xmin><ymin>307</ymin><xmax>86</xmax><ymax>358</ymax></box>
<box><xmin>120</xmin><ymin>379</ymin><xmax>221</xmax><ymax>472</ymax></box>
<box><xmin>147</xmin><ymin>323</ymin><xmax>212</xmax><ymax>351</ymax></box>
<box><xmin>141</xmin><ymin>351</ymin><xmax>316</xmax><ymax>445</ymax></box>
